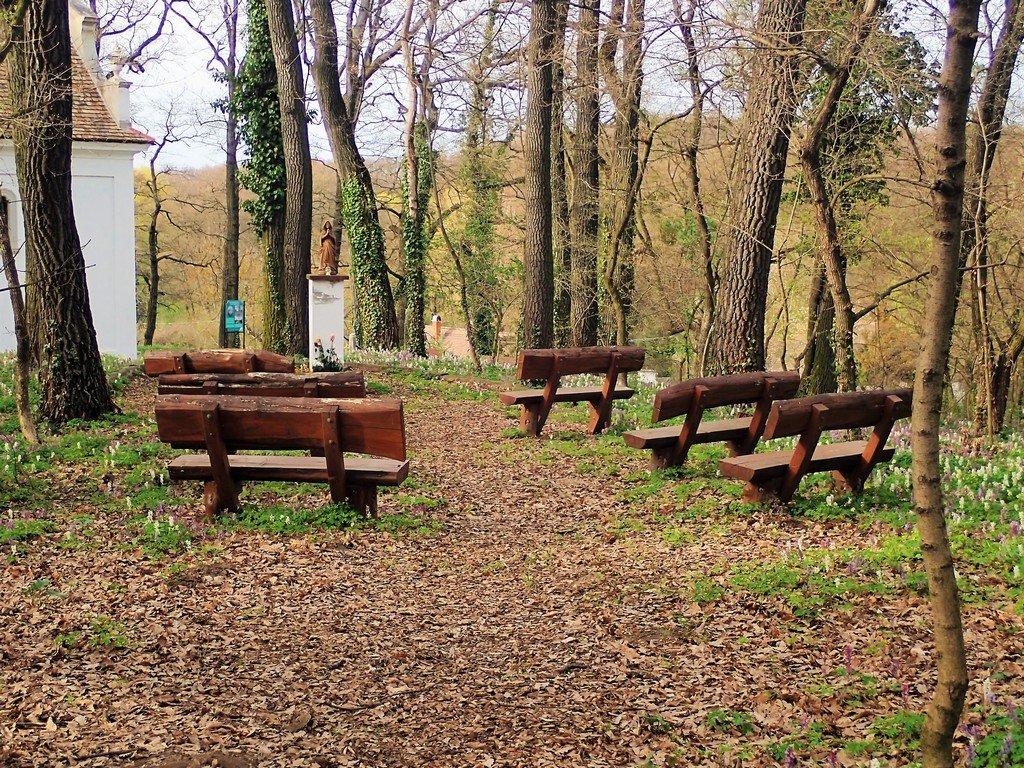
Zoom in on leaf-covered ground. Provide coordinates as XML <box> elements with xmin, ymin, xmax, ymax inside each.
<box><xmin>1</xmin><ymin>355</ymin><xmax>1022</xmax><ymax>767</ymax></box>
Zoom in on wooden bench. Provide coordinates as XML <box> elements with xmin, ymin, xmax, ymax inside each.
<box><xmin>719</xmin><ymin>388</ymin><xmax>911</xmax><ymax>503</ymax></box>
<box><xmin>498</xmin><ymin>345</ymin><xmax>645</xmax><ymax>436</ymax></box>
<box><xmin>623</xmin><ymin>371</ymin><xmax>801</xmax><ymax>469</ymax></box>
<box><xmin>157</xmin><ymin>371</ymin><xmax>366</xmax><ymax>399</ymax></box>
<box><xmin>155</xmin><ymin>394</ymin><xmax>408</xmax><ymax>516</ymax></box>
<box><xmin>143</xmin><ymin>349</ymin><xmax>295</xmax><ymax>376</ymax></box>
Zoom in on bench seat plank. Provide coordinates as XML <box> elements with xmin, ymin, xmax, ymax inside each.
<box><xmin>168</xmin><ymin>454</ymin><xmax>409</xmax><ymax>486</ymax></box>
<box><xmin>498</xmin><ymin>385</ymin><xmax>634</xmax><ymax>406</ymax></box>
<box><xmin>719</xmin><ymin>440</ymin><xmax>894</xmax><ymax>483</ymax></box>
<box><xmin>623</xmin><ymin>416</ymin><xmax>751</xmax><ymax>450</ymax></box>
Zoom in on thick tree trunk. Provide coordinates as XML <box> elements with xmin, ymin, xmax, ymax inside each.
<box><xmin>309</xmin><ymin>0</ymin><xmax>399</xmax><ymax>349</ymax></box>
<box><xmin>551</xmin><ymin>0</ymin><xmax>571</xmax><ymax>347</ymax></box>
<box><xmin>265</xmin><ymin>0</ymin><xmax>312</xmax><ymax>355</ymax></box>
<box><xmin>6</xmin><ymin>0</ymin><xmax>115</xmax><ymax>425</ymax></box>
<box><xmin>522</xmin><ymin>0</ymin><xmax>557</xmax><ymax>349</ymax></box>
<box><xmin>569</xmin><ymin>0</ymin><xmax>600</xmax><ymax>347</ymax></box>
<box><xmin>708</xmin><ymin>0</ymin><xmax>807</xmax><ymax>372</ymax></box>
<box><xmin>912</xmin><ymin>1</ymin><xmax>981</xmax><ymax>765</ymax></box>
<box><xmin>0</xmin><ymin>197</ymin><xmax>38</xmax><ymax>444</ymax></box>
<box><xmin>219</xmin><ymin>14</ymin><xmax>241</xmax><ymax>349</ymax></box>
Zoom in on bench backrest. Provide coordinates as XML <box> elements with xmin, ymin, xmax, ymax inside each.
<box><xmin>652</xmin><ymin>371</ymin><xmax>800</xmax><ymax>422</ymax></box>
<box><xmin>144</xmin><ymin>349</ymin><xmax>295</xmax><ymax>376</ymax></box>
<box><xmin>517</xmin><ymin>346</ymin><xmax>646</xmax><ymax>379</ymax></box>
<box><xmin>157</xmin><ymin>372</ymin><xmax>366</xmax><ymax>399</ymax></box>
<box><xmin>155</xmin><ymin>394</ymin><xmax>405</xmax><ymax>460</ymax></box>
<box><xmin>762</xmin><ymin>388</ymin><xmax>912</xmax><ymax>440</ymax></box>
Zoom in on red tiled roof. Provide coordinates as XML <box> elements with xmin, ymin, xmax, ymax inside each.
<box><xmin>0</xmin><ymin>48</ymin><xmax>152</xmax><ymax>145</ymax></box>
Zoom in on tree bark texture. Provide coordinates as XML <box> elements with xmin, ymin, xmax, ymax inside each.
<box><xmin>569</xmin><ymin>0</ymin><xmax>601</xmax><ymax>347</ymax></box>
<box><xmin>599</xmin><ymin>0</ymin><xmax>645</xmax><ymax>346</ymax></box>
<box><xmin>551</xmin><ymin>0</ymin><xmax>571</xmax><ymax>347</ymax></box>
<box><xmin>677</xmin><ymin>0</ymin><xmax>716</xmax><ymax>373</ymax></box>
<box><xmin>708</xmin><ymin>0</ymin><xmax>807</xmax><ymax>372</ymax></box>
<box><xmin>912</xmin><ymin>0</ymin><xmax>981</xmax><ymax>765</ymax></box>
<box><xmin>6</xmin><ymin>0</ymin><xmax>115</xmax><ymax>425</ymax></box>
<box><xmin>798</xmin><ymin>0</ymin><xmax>883</xmax><ymax>392</ymax></box>
<box><xmin>309</xmin><ymin>0</ymin><xmax>399</xmax><ymax>349</ymax></box>
<box><xmin>219</xmin><ymin>7</ymin><xmax>241</xmax><ymax>349</ymax></box>
<box><xmin>145</xmin><ymin>160</ymin><xmax>161</xmax><ymax>346</ymax></box>
<box><xmin>0</xmin><ymin>197</ymin><xmax>38</xmax><ymax>443</ymax></box>
<box><xmin>962</xmin><ymin>0</ymin><xmax>1024</xmax><ymax>436</ymax></box>
<box><xmin>265</xmin><ymin>0</ymin><xmax>312</xmax><ymax>355</ymax></box>
<box><xmin>801</xmin><ymin>261</ymin><xmax>838</xmax><ymax>394</ymax></box>
<box><xmin>522</xmin><ymin>0</ymin><xmax>557</xmax><ymax>349</ymax></box>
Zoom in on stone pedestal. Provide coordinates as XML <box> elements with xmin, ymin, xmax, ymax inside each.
<box><xmin>307</xmin><ymin>274</ymin><xmax>348</xmax><ymax>367</ymax></box>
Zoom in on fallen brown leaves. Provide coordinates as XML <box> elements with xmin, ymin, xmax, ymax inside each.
<box><xmin>0</xmin><ymin>374</ymin><xmax>1020</xmax><ymax>767</ymax></box>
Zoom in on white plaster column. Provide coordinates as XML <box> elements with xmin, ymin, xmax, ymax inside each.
<box><xmin>308</xmin><ymin>274</ymin><xmax>348</xmax><ymax>368</ymax></box>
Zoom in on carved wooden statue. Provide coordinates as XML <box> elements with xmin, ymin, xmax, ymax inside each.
<box><xmin>318</xmin><ymin>220</ymin><xmax>338</xmax><ymax>275</ymax></box>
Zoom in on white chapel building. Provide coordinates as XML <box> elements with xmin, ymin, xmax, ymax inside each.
<box><xmin>0</xmin><ymin>1</ymin><xmax>151</xmax><ymax>360</ymax></box>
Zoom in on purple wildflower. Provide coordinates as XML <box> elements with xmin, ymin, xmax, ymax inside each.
<box><xmin>784</xmin><ymin>747</ymin><xmax>796</xmax><ymax>768</ymax></box>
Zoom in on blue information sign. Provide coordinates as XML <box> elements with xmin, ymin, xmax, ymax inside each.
<box><xmin>224</xmin><ymin>300</ymin><xmax>245</xmax><ymax>333</ymax></box>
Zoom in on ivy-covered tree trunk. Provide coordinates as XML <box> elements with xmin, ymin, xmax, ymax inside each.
<box><xmin>309</xmin><ymin>0</ymin><xmax>399</xmax><ymax>350</ymax></box>
<box><xmin>401</xmin><ymin>125</ymin><xmax>434</xmax><ymax>357</ymax></box>
<box><xmin>234</xmin><ymin>0</ymin><xmax>288</xmax><ymax>354</ymax></box>
<box><xmin>265</xmin><ymin>0</ymin><xmax>312</xmax><ymax>355</ymax></box>
<box><xmin>6</xmin><ymin>0</ymin><xmax>115</xmax><ymax>425</ymax></box>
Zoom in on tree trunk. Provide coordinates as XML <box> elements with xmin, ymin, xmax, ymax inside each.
<box><xmin>569</xmin><ymin>0</ymin><xmax>600</xmax><ymax>347</ymax></box>
<box><xmin>0</xmin><ymin>196</ymin><xmax>38</xmax><ymax>444</ymax></box>
<box><xmin>551</xmin><ymin>0</ymin><xmax>571</xmax><ymax>347</ymax></box>
<box><xmin>912</xmin><ymin>0</ymin><xmax>981</xmax><ymax>764</ymax></box>
<box><xmin>219</xmin><ymin>7</ymin><xmax>241</xmax><ymax>349</ymax></box>
<box><xmin>802</xmin><ymin>261</ymin><xmax>838</xmax><ymax>394</ymax></box>
<box><xmin>961</xmin><ymin>0</ymin><xmax>1024</xmax><ymax>437</ymax></box>
<box><xmin>400</xmin><ymin>0</ymin><xmax>436</xmax><ymax>358</ymax></box>
<box><xmin>6</xmin><ymin>0</ymin><xmax>115</xmax><ymax>425</ymax></box>
<box><xmin>522</xmin><ymin>0</ymin><xmax>557</xmax><ymax>349</ymax></box>
<box><xmin>798</xmin><ymin>0</ymin><xmax>883</xmax><ymax>392</ymax></box>
<box><xmin>265</xmin><ymin>0</ymin><xmax>312</xmax><ymax>355</ymax></box>
<box><xmin>676</xmin><ymin>0</ymin><xmax>715</xmax><ymax>372</ymax></box>
<box><xmin>708</xmin><ymin>0</ymin><xmax>807</xmax><ymax>372</ymax></box>
<box><xmin>309</xmin><ymin>0</ymin><xmax>399</xmax><ymax>349</ymax></box>
<box><xmin>145</xmin><ymin>162</ymin><xmax>161</xmax><ymax>346</ymax></box>
<box><xmin>262</xmin><ymin>210</ymin><xmax>288</xmax><ymax>352</ymax></box>
<box><xmin>599</xmin><ymin>0</ymin><xmax>645</xmax><ymax>346</ymax></box>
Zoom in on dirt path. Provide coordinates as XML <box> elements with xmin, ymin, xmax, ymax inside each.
<box><xmin>1</xmin><ymin>376</ymin><xmax>1020</xmax><ymax>767</ymax></box>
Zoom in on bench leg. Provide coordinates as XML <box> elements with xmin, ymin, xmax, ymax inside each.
<box><xmin>832</xmin><ymin>470</ymin><xmax>865</xmax><ymax>494</ymax></box>
<box><xmin>742</xmin><ymin>478</ymin><xmax>782</xmax><ymax>505</ymax></box>
<box><xmin>650</xmin><ymin>445</ymin><xmax>689</xmax><ymax>470</ymax></box>
<box><xmin>203</xmin><ymin>479</ymin><xmax>242</xmax><ymax>517</ymax></box>
<box><xmin>586</xmin><ymin>402</ymin><xmax>610</xmax><ymax>434</ymax></box>
<box><xmin>520</xmin><ymin>404</ymin><xmax>542</xmax><ymax>437</ymax></box>
<box><xmin>347</xmin><ymin>485</ymin><xmax>379</xmax><ymax>517</ymax></box>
